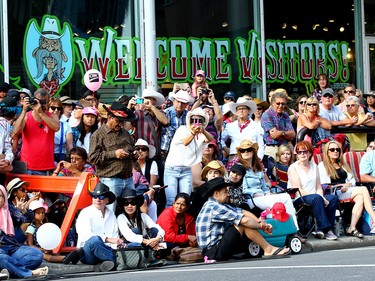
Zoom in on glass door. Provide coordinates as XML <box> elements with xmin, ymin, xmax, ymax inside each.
<box><xmin>364</xmin><ymin>37</ymin><xmax>375</xmax><ymax>94</ymax></box>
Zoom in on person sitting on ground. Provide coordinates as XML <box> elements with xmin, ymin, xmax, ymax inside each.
<box><xmin>288</xmin><ymin>141</ymin><xmax>339</xmax><ymax>240</ymax></box>
<box><xmin>196</xmin><ymin>177</ymin><xmax>290</xmax><ymax>261</ymax></box>
<box><xmin>0</xmin><ymin>185</ymin><xmax>49</xmax><ymax>278</ymax></box>
<box><xmin>319</xmin><ymin>140</ymin><xmax>375</xmax><ymax>238</ymax></box>
<box><xmin>117</xmin><ymin>189</ymin><xmax>164</xmax><ymax>256</ymax></box>
<box><xmin>25</xmin><ymin>199</ymin><xmax>66</xmax><ymax>262</ymax></box>
<box><xmin>227</xmin><ymin>164</ymin><xmax>250</xmax><ymax>211</ymax></box>
<box><xmin>62</xmin><ymin>183</ymin><xmax>120</xmax><ymax>272</ymax></box>
<box><xmin>53</xmin><ymin>147</ymin><xmax>95</xmax><ymax>177</ymax></box>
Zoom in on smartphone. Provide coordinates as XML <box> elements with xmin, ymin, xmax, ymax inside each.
<box><xmin>135</xmin><ymin>97</ymin><xmax>144</xmax><ymax>104</ymax></box>
<box><xmin>153</xmin><ymin>185</ymin><xmax>168</xmax><ymax>190</ymax></box>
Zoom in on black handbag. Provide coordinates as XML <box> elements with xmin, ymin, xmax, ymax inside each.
<box><xmin>116</xmin><ymin>246</ymin><xmax>147</xmax><ymax>270</ymax></box>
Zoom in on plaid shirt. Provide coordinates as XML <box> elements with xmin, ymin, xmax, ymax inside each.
<box><xmin>160</xmin><ymin>107</ymin><xmax>187</xmax><ymax>152</ymax></box>
<box><xmin>89</xmin><ymin>124</ymin><xmax>134</xmax><ymax>178</ymax></box>
<box><xmin>261</xmin><ymin>107</ymin><xmax>294</xmax><ymax>146</ymax></box>
<box><xmin>134</xmin><ymin>110</ymin><xmax>163</xmax><ymax>154</ymax></box>
<box><xmin>196</xmin><ymin>197</ymin><xmax>243</xmax><ymax>252</ymax></box>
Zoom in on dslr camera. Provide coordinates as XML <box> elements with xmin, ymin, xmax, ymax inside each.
<box><xmin>28</xmin><ymin>97</ymin><xmax>39</xmax><ymax>106</ymax></box>
<box><xmin>201</xmin><ymin>88</ymin><xmax>209</xmax><ymax>95</ymax></box>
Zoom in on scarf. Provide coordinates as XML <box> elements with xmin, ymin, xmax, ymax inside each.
<box><xmin>238</xmin><ymin>120</ymin><xmax>251</xmax><ymax>133</ymax></box>
<box><xmin>0</xmin><ymin>185</ymin><xmax>15</xmax><ymax>235</ymax></box>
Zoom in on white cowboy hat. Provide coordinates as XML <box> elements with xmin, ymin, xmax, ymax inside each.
<box><xmin>222</xmin><ymin>102</ymin><xmax>234</xmax><ymax>115</ymax></box>
<box><xmin>134</xmin><ymin>138</ymin><xmax>156</xmax><ymax>159</ymax></box>
<box><xmin>169</xmin><ymin>90</ymin><xmax>194</xmax><ymax>105</ymax></box>
<box><xmin>186</xmin><ymin>107</ymin><xmax>209</xmax><ymax>129</ymax></box>
<box><xmin>228</xmin><ymin>97</ymin><xmax>257</xmax><ymax>115</ymax></box>
<box><xmin>142</xmin><ymin>89</ymin><xmax>165</xmax><ymax>107</ymax></box>
<box><xmin>38</xmin><ymin>17</ymin><xmax>66</xmax><ymax>39</ymax></box>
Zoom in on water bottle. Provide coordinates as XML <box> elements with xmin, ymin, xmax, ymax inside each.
<box><xmin>338</xmin><ymin>217</ymin><xmax>344</xmax><ymax>236</ymax></box>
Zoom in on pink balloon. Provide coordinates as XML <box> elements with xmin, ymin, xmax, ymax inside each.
<box><xmin>84</xmin><ymin>69</ymin><xmax>103</xmax><ymax>92</ymax></box>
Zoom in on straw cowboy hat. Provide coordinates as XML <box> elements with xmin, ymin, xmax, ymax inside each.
<box><xmin>228</xmin><ymin>97</ymin><xmax>257</xmax><ymax>115</ymax></box>
<box><xmin>142</xmin><ymin>89</ymin><xmax>165</xmax><ymax>107</ymax></box>
<box><xmin>103</xmin><ymin>101</ymin><xmax>136</xmax><ymax>122</ymax></box>
<box><xmin>253</xmin><ymin>98</ymin><xmax>270</xmax><ymax>110</ymax></box>
<box><xmin>236</xmin><ymin>139</ymin><xmax>259</xmax><ymax>153</ymax></box>
<box><xmin>201</xmin><ymin>160</ymin><xmax>227</xmax><ymax>181</ymax></box>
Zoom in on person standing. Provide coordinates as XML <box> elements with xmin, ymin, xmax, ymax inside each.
<box><xmin>89</xmin><ymin>101</ymin><xmax>136</xmax><ymax>212</ymax></box>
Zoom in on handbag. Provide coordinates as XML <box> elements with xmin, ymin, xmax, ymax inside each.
<box><xmin>116</xmin><ymin>246</ymin><xmax>147</xmax><ymax>270</ymax></box>
<box><xmin>170</xmin><ymin>246</ymin><xmax>204</xmax><ymax>264</ymax></box>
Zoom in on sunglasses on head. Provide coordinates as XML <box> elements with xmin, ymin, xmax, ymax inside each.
<box><xmin>328</xmin><ymin>147</ymin><xmax>340</xmax><ymax>152</ymax></box>
<box><xmin>92</xmin><ymin>195</ymin><xmax>106</xmax><ymax>200</ymax></box>
<box><xmin>239</xmin><ymin>148</ymin><xmax>253</xmax><ymax>153</ymax></box>
<box><xmin>124</xmin><ymin>200</ymin><xmax>137</xmax><ymax>206</ymax></box>
<box><xmin>135</xmin><ymin>147</ymin><xmax>148</xmax><ymax>152</ymax></box>
<box><xmin>50</xmin><ymin>106</ymin><xmax>62</xmax><ymax>111</ymax></box>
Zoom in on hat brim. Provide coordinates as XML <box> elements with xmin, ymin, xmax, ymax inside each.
<box><xmin>103</xmin><ymin>104</ymin><xmax>136</xmax><ymax>122</ymax></box>
<box><xmin>7</xmin><ymin>180</ymin><xmax>30</xmax><ymax>198</ymax></box>
<box><xmin>201</xmin><ymin>180</ymin><xmax>233</xmax><ymax>198</ymax></box>
<box><xmin>89</xmin><ymin>190</ymin><xmax>116</xmax><ymax>204</ymax></box>
<box><xmin>228</xmin><ymin>100</ymin><xmax>257</xmax><ymax>115</ymax></box>
<box><xmin>256</xmin><ymin>101</ymin><xmax>270</xmax><ymax>110</ymax></box>
<box><xmin>201</xmin><ymin>164</ymin><xmax>226</xmax><ymax>181</ymax></box>
<box><xmin>236</xmin><ymin>142</ymin><xmax>259</xmax><ymax>152</ymax></box>
<box><xmin>142</xmin><ymin>92</ymin><xmax>165</xmax><ymax>107</ymax></box>
<box><xmin>186</xmin><ymin>109</ymin><xmax>209</xmax><ymax>129</ymax></box>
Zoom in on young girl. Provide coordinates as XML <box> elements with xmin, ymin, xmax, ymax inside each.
<box><xmin>191</xmin><ymin>70</ymin><xmax>209</xmax><ymax>99</ymax></box>
<box><xmin>272</xmin><ymin>144</ymin><xmax>294</xmax><ymax>192</ymax></box>
<box><xmin>25</xmin><ymin>200</ymin><xmax>65</xmax><ymax>263</ymax></box>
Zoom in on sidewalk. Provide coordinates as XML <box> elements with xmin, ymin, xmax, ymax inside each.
<box><xmin>42</xmin><ymin>234</ymin><xmax>375</xmax><ymax>276</ymax></box>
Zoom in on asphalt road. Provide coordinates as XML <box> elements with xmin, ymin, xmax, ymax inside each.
<box><xmin>42</xmin><ymin>246</ymin><xmax>375</xmax><ymax>281</ymax></box>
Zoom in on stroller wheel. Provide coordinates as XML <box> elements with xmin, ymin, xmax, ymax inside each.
<box><xmin>289</xmin><ymin>236</ymin><xmax>302</xmax><ymax>254</ymax></box>
<box><xmin>248</xmin><ymin>242</ymin><xmax>263</xmax><ymax>258</ymax></box>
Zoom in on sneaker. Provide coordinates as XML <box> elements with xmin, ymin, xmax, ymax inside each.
<box><xmin>63</xmin><ymin>248</ymin><xmax>84</xmax><ymax>264</ymax></box>
<box><xmin>324</xmin><ymin>230</ymin><xmax>338</xmax><ymax>240</ymax></box>
<box><xmin>93</xmin><ymin>261</ymin><xmax>115</xmax><ymax>272</ymax></box>
<box><xmin>312</xmin><ymin>230</ymin><xmax>324</xmax><ymax>239</ymax></box>
<box><xmin>0</xmin><ymin>269</ymin><xmax>10</xmax><ymax>280</ymax></box>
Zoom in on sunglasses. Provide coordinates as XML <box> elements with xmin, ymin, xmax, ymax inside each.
<box><xmin>207</xmin><ymin>144</ymin><xmax>215</xmax><ymax>149</ymax></box>
<box><xmin>323</xmin><ymin>94</ymin><xmax>333</xmax><ymax>98</ymax></box>
<box><xmin>190</xmin><ymin>117</ymin><xmax>204</xmax><ymax>125</ymax></box>
<box><xmin>306</xmin><ymin>103</ymin><xmax>318</xmax><ymax>106</ymax></box>
<box><xmin>224</xmin><ymin>97</ymin><xmax>234</xmax><ymax>100</ymax></box>
<box><xmin>346</xmin><ymin>104</ymin><xmax>357</xmax><ymax>108</ymax></box>
<box><xmin>239</xmin><ymin>148</ymin><xmax>253</xmax><ymax>153</ymax></box>
<box><xmin>50</xmin><ymin>106</ymin><xmax>62</xmax><ymax>111</ymax></box>
<box><xmin>135</xmin><ymin>147</ymin><xmax>148</xmax><ymax>152</ymax></box>
<box><xmin>92</xmin><ymin>195</ymin><xmax>106</xmax><ymax>200</ymax></box>
<box><xmin>124</xmin><ymin>200</ymin><xmax>137</xmax><ymax>206</ymax></box>
<box><xmin>256</xmin><ymin>107</ymin><xmax>263</xmax><ymax>111</ymax></box>
<box><xmin>297</xmin><ymin>150</ymin><xmax>308</xmax><ymax>155</ymax></box>
<box><xmin>299</xmin><ymin>101</ymin><xmax>307</xmax><ymax>105</ymax></box>
<box><xmin>328</xmin><ymin>147</ymin><xmax>340</xmax><ymax>152</ymax></box>
<box><xmin>344</xmin><ymin>90</ymin><xmax>355</xmax><ymax>94</ymax></box>
<box><xmin>275</xmin><ymin>102</ymin><xmax>286</xmax><ymax>106</ymax></box>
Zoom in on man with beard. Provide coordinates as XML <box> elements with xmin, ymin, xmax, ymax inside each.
<box><xmin>89</xmin><ymin>101</ymin><xmax>136</xmax><ymax>212</ymax></box>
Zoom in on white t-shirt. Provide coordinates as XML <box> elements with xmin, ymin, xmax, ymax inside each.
<box><xmin>76</xmin><ymin>133</ymin><xmax>91</xmax><ymax>154</ymax></box>
<box><xmin>141</xmin><ymin>160</ymin><xmax>159</xmax><ymax>177</ymax></box>
<box><xmin>287</xmin><ymin>161</ymin><xmax>319</xmax><ymax>197</ymax></box>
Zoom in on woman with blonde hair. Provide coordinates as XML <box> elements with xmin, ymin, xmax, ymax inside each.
<box><xmin>318</xmin><ymin>140</ymin><xmax>375</xmax><ymax>238</ymax></box>
<box><xmin>271</xmin><ymin>144</ymin><xmax>294</xmax><ymax>192</ymax></box>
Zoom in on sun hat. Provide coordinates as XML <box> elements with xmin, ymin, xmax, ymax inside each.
<box><xmin>253</xmin><ymin>98</ymin><xmax>270</xmax><ymax>110</ymax></box>
<box><xmin>169</xmin><ymin>90</ymin><xmax>194</xmax><ymax>105</ymax></box>
<box><xmin>19</xmin><ymin>88</ymin><xmax>32</xmax><ymax>98</ymax></box>
<box><xmin>117</xmin><ymin>189</ymin><xmax>144</xmax><ymax>208</ymax></box>
<box><xmin>186</xmin><ymin>107</ymin><xmax>209</xmax><ymax>129</ymax></box>
<box><xmin>6</xmin><ymin>178</ymin><xmax>30</xmax><ymax>198</ymax></box>
<box><xmin>201</xmin><ymin>160</ymin><xmax>227</xmax><ymax>181</ymax></box>
<box><xmin>89</xmin><ymin>183</ymin><xmax>116</xmax><ymax>204</ymax></box>
<box><xmin>206</xmin><ymin>139</ymin><xmax>219</xmax><ymax>156</ymax></box>
<box><xmin>201</xmin><ymin>177</ymin><xmax>233</xmax><ymax>198</ymax></box>
<box><xmin>29</xmin><ymin>199</ymin><xmax>48</xmax><ymax>212</ymax></box>
<box><xmin>103</xmin><ymin>101</ymin><xmax>136</xmax><ymax>122</ymax></box>
<box><xmin>142</xmin><ymin>88</ymin><xmax>165</xmax><ymax>107</ymax></box>
<box><xmin>82</xmin><ymin>106</ymin><xmax>98</xmax><ymax>116</ymax></box>
<box><xmin>134</xmin><ymin>138</ymin><xmax>156</xmax><ymax>159</ymax></box>
<box><xmin>195</xmin><ymin>70</ymin><xmax>205</xmax><ymax>77</ymax></box>
<box><xmin>60</xmin><ymin>96</ymin><xmax>74</xmax><ymax>105</ymax></box>
<box><xmin>272</xmin><ymin>202</ymin><xmax>290</xmax><ymax>222</ymax></box>
<box><xmin>236</xmin><ymin>139</ymin><xmax>259</xmax><ymax>153</ymax></box>
<box><xmin>228</xmin><ymin>97</ymin><xmax>257</xmax><ymax>115</ymax></box>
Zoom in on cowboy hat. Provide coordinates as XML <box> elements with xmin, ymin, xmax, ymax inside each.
<box><xmin>38</xmin><ymin>17</ymin><xmax>67</xmax><ymax>40</ymax></box>
<box><xmin>134</xmin><ymin>138</ymin><xmax>156</xmax><ymax>159</ymax></box>
<box><xmin>186</xmin><ymin>107</ymin><xmax>209</xmax><ymax>129</ymax></box>
<box><xmin>103</xmin><ymin>101</ymin><xmax>136</xmax><ymax>122</ymax></box>
<box><xmin>6</xmin><ymin>178</ymin><xmax>30</xmax><ymax>198</ymax></box>
<box><xmin>169</xmin><ymin>90</ymin><xmax>194</xmax><ymax>105</ymax></box>
<box><xmin>201</xmin><ymin>177</ymin><xmax>233</xmax><ymax>198</ymax></box>
<box><xmin>89</xmin><ymin>183</ymin><xmax>116</xmax><ymax>204</ymax></box>
<box><xmin>253</xmin><ymin>98</ymin><xmax>270</xmax><ymax>110</ymax></box>
<box><xmin>201</xmin><ymin>160</ymin><xmax>227</xmax><ymax>181</ymax></box>
<box><xmin>236</xmin><ymin>139</ymin><xmax>259</xmax><ymax>153</ymax></box>
<box><xmin>222</xmin><ymin>102</ymin><xmax>234</xmax><ymax>115</ymax></box>
<box><xmin>117</xmin><ymin>189</ymin><xmax>144</xmax><ymax>208</ymax></box>
<box><xmin>142</xmin><ymin>89</ymin><xmax>165</xmax><ymax>107</ymax></box>
<box><xmin>228</xmin><ymin>97</ymin><xmax>257</xmax><ymax>115</ymax></box>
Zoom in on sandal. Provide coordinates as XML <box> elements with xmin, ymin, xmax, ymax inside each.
<box><xmin>347</xmin><ymin>228</ymin><xmax>364</xmax><ymax>239</ymax></box>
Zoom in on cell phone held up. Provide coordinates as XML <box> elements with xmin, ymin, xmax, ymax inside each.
<box><xmin>135</xmin><ymin>97</ymin><xmax>144</xmax><ymax>104</ymax></box>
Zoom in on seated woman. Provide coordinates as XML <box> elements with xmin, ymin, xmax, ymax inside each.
<box><xmin>52</xmin><ymin>147</ymin><xmax>95</xmax><ymax>177</ymax></box>
<box><xmin>288</xmin><ymin>140</ymin><xmax>339</xmax><ymax>240</ymax></box>
<box><xmin>157</xmin><ymin>193</ymin><xmax>197</xmax><ymax>254</ymax></box>
<box><xmin>6</xmin><ymin>178</ymin><xmax>38</xmax><ymax>243</ymax></box>
<box><xmin>238</xmin><ymin>139</ymin><xmax>298</xmax><ymax>229</ymax></box>
<box><xmin>117</xmin><ymin>189</ymin><xmax>164</xmax><ymax>253</ymax></box>
<box><xmin>0</xmin><ymin>185</ymin><xmax>48</xmax><ymax>278</ymax></box>
<box><xmin>227</xmin><ymin>164</ymin><xmax>250</xmax><ymax>211</ymax></box>
<box><xmin>318</xmin><ymin>140</ymin><xmax>375</xmax><ymax>238</ymax></box>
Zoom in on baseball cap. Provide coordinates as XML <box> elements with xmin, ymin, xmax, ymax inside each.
<box><xmin>195</xmin><ymin>70</ymin><xmax>205</xmax><ymax>77</ymax></box>
<box><xmin>224</xmin><ymin>91</ymin><xmax>236</xmax><ymax>100</ymax></box>
<box><xmin>272</xmin><ymin>202</ymin><xmax>290</xmax><ymax>222</ymax></box>
<box><xmin>322</xmin><ymin>88</ymin><xmax>334</xmax><ymax>97</ymax></box>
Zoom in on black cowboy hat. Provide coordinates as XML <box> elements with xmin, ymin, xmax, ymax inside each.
<box><xmin>201</xmin><ymin>177</ymin><xmax>233</xmax><ymax>198</ymax></box>
<box><xmin>89</xmin><ymin>182</ymin><xmax>116</xmax><ymax>204</ymax></box>
<box><xmin>117</xmin><ymin>189</ymin><xmax>144</xmax><ymax>208</ymax></box>
<box><xmin>103</xmin><ymin>101</ymin><xmax>135</xmax><ymax>122</ymax></box>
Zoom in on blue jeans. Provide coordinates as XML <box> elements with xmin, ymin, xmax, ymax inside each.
<box><xmin>0</xmin><ymin>244</ymin><xmax>43</xmax><ymax>278</ymax></box>
<box><xmin>294</xmin><ymin>194</ymin><xmax>338</xmax><ymax>232</ymax></box>
<box><xmin>126</xmin><ymin>227</ymin><xmax>159</xmax><ymax>248</ymax></box>
<box><xmin>100</xmin><ymin>177</ymin><xmax>135</xmax><ymax>212</ymax></box>
<box><xmin>163</xmin><ymin>166</ymin><xmax>192</xmax><ymax>207</ymax></box>
<box><xmin>27</xmin><ymin>169</ymin><xmax>50</xmax><ymax>175</ymax></box>
<box><xmin>81</xmin><ymin>236</ymin><xmax>116</xmax><ymax>265</ymax></box>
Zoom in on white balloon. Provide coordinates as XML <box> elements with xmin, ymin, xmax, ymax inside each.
<box><xmin>36</xmin><ymin>223</ymin><xmax>62</xmax><ymax>250</ymax></box>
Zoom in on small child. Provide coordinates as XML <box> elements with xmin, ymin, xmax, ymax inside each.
<box><xmin>25</xmin><ymin>199</ymin><xmax>65</xmax><ymax>263</ymax></box>
<box><xmin>191</xmin><ymin>70</ymin><xmax>209</xmax><ymax>99</ymax></box>
<box><xmin>272</xmin><ymin>144</ymin><xmax>294</xmax><ymax>192</ymax></box>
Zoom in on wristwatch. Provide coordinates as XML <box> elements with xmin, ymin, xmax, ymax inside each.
<box><xmin>282</xmin><ymin>131</ymin><xmax>285</xmax><ymax>136</ymax></box>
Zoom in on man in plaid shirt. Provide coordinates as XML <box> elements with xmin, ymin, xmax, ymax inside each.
<box><xmin>196</xmin><ymin>177</ymin><xmax>290</xmax><ymax>261</ymax></box>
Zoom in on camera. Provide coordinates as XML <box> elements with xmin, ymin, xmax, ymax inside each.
<box><xmin>28</xmin><ymin>97</ymin><xmax>39</xmax><ymax>106</ymax></box>
<box><xmin>201</xmin><ymin>88</ymin><xmax>209</xmax><ymax>95</ymax></box>
<box><xmin>135</xmin><ymin>97</ymin><xmax>144</xmax><ymax>104</ymax></box>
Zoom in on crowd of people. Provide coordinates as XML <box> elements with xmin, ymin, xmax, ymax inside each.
<box><xmin>1</xmin><ymin>70</ymin><xmax>375</xmax><ymax>278</ymax></box>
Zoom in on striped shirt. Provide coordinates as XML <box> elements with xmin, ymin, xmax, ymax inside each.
<box><xmin>134</xmin><ymin>110</ymin><xmax>162</xmax><ymax>153</ymax></box>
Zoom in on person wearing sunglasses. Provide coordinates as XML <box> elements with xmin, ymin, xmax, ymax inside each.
<box><xmin>117</xmin><ymin>189</ymin><xmax>164</xmax><ymax>254</ymax></box>
<box><xmin>337</xmin><ymin>84</ymin><xmax>365</xmax><ymax>114</ymax></box>
<box><xmin>291</xmin><ymin>95</ymin><xmax>308</xmax><ymax>127</ymax></box>
<box><xmin>49</xmin><ymin>98</ymin><xmax>73</xmax><ymax>163</ymax></box>
<box><xmin>318</xmin><ymin>140</ymin><xmax>375</xmax><ymax>238</ymax></box>
<box><xmin>297</xmin><ymin>96</ymin><xmax>331</xmax><ymax>144</ymax></box>
<box><xmin>53</xmin><ymin>147</ymin><xmax>95</xmax><ymax>177</ymax></box>
<box><xmin>364</xmin><ymin>91</ymin><xmax>375</xmax><ymax>116</ymax></box>
<box><xmin>344</xmin><ymin>96</ymin><xmax>375</xmax><ymax>151</ymax></box>
<box><xmin>288</xmin><ymin>141</ymin><xmax>339</xmax><ymax>240</ymax></box>
<box><xmin>64</xmin><ymin>183</ymin><xmax>120</xmax><ymax>272</ymax></box>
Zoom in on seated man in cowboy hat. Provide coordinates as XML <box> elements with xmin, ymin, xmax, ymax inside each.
<box><xmin>89</xmin><ymin>101</ymin><xmax>136</xmax><ymax>212</ymax></box>
<box><xmin>196</xmin><ymin>177</ymin><xmax>290</xmax><ymax>261</ymax></box>
<box><xmin>63</xmin><ymin>183</ymin><xmax>122</xmax><ymax>272</ymax></box>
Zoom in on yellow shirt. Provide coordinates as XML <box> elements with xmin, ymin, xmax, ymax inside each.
<box><xmin>344</xmin><ymin>112</ymin><xmax>366</xmax><ymax>151</ymax></box>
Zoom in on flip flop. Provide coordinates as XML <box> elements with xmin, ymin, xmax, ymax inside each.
<box><xmin>263</xmin><ymin>247</ymin><xmax>291</xmax><ymax>259</ymax></box>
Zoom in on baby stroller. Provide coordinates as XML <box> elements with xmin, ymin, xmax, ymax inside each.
<box><xmin>247</xmin><ymin>216</ymin><xmax>303</xmax><ymax>257</ymax></box>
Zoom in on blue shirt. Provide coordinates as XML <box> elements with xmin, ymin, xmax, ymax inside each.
<box><xmin>261</xmin><ymin>107</ymin><xmax>294</xmax><ymax>145</ymax></box>
<box><xmin>196</xmin><ymin>197</ymin><xmax>243</xmax><ymax>251</ymax></box>
<box><xmin>360</xmin><ymin>150</ymin><xmax>375</xmax><ymax>178</ymax></box>
<box><xmin>161</xmin><ymin>107</ymin><xmax>187</xmax><ymax>151</ymax></box>
<box><xmin>242</xmin><ymin>168</ymin><xmax>268</xmax><ymax>196</ymax></box>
